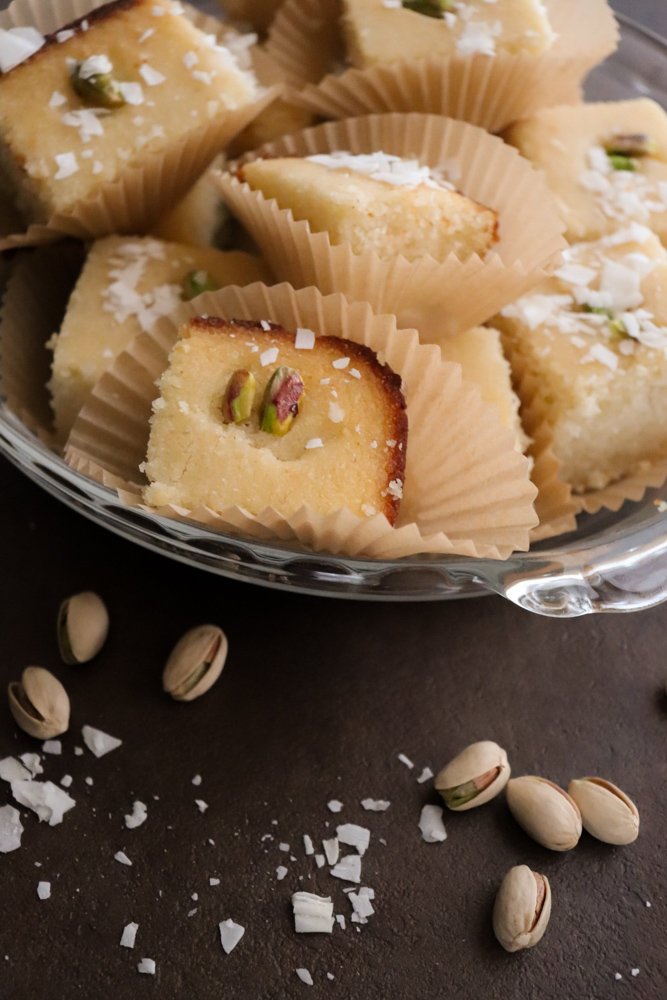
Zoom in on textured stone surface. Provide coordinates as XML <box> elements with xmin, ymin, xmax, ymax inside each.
<box><xmin>0</xmin><ymin>450</ymin><xmax>665</xmax><ymax>998</ymax></box>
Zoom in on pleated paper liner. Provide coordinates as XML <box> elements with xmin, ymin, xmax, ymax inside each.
<box><xmin>64</xmin><ymin>282</ymin><xmax>539</xmax><ymax>559</ymax></box>
<box><xmin>213</xmin><ymin>113</ymin><xmax>566</xmax><ymax>339</ymax></box>
<box><xmin>0</xmin><ymin>0</ymin><xmax>279</xmax><ymax>252</ymax></box>
<box><xmin>0</xmin><ymin>242</ymin><xmax>85</xmax><ymax>449</ymax></box>
<box><xmin>266</xmin><ymin>0</ymin><xmax>618</xmax><ymax>132</ymax></box>
<box><xmin>500</xmin><ymin>332</ymin><xmax>667</xmax><ymax>544</ymax></box>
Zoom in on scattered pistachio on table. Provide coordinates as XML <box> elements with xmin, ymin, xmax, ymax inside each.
<box><xmin>568</xmin><ymin>777</ymin><xmax>639</xmax><ymax>845</ymax></box>
<box><xmin>58</xmin><ymin>591</ymin><xmax>109</xmax><ymax>665</ymax></box>
<box><xmin>493</xmin><ymin>865</ymin><xmax>551</xmax><ymax>953</ymax></box>
<box><xmin>163</xmin><ymin>625</ymin><xmax>228</xmax><ymax>701</ymax></box>
<box><xmin>8</xmin><ymin>666</ymin><xmax>70</xmax><ymax>739</ymax></box>
<box><xmin>506</xmin><ymin>776</ymin><xmax>582</xmax><ymax>851</ymax></box>
<box><xmin>435</xmin><ymin>740</ymin><xmax>510</xmax><ymax>811</ymax></box>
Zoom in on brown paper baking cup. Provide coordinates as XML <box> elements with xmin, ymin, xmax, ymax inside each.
<box><xmin>64</xmin><ymin>282</ymin><xmax>538</xmax><ymax>559</ymax></box>
<box><xmin>500</xmin><ymin>331</ymin><xmax>667</xmax><ymax>544</ymax></box>
<box><xmin>0</xmin><ymin>0</ymin><xmax>279</xmax><ymax>252</ymax></box>
<box><xmin>0</xmin><ymin>242</ymin><xmax>85</xmax><ymax>448</ymax></box>
<box><xmin>213</xmin><ymin>113</ymin><xmax>566</xmax><ymax>338</ymax></box>
<box><xmin>266</xmin><ymin>0</ymin><xmax>617</xmax><ymax>132</ymax></box>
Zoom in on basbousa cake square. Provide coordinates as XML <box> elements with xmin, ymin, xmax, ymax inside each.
<box><xmin>143</xmin><ymin>318</ymin><xmax>408</xmax><ymax>523</ymax></box>
<box><xmin>0</xmin><ymin>0</ymin><xmax>260</xmax><ymax>224</ymax></box>
<box><xmin>493</xmin><ymin>225</ymin><xmax>667</xmax><ymax>493</ymax></box>
<box><xmin>48</xmin><ymin>236</ymin><xmax>268</xmax><ymax>442</ymax></box>
<box><xmin>341</xmin><ymin>0</ymin><xmax>554</xmax><ymax>70</ymax></box>
<box><xmin>505</xmin><ymin>99</ymin><xmax>667</xmax><ymax>245</ymax></box>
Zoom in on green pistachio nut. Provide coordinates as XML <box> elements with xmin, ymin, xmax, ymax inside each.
<box><xmin>221</xmin><ymin>369</ymin><xmax>256</xmax><ymax>424</ymax></box>
<box><xmin>260</xmin><ymin>366</ymin><xmax>305</xmax><ymax>436</ymax></box>
<box><xmin>70</xmin><ymin>57</ymin><xmax>125</xmax><ymax>109</ymax></box>
<box><xmin>582</xmin><ymin>305</ymin><xmax>614</xmax><ymax>319</ymax></box>
<box><xmin>609</xmin><ymin>318</ymin><xmax>628</xmax><ymax>338</ymax></box>
<box><xmin>183</xmin><ymin>270</ymin><xmax>220</xmax><ymax>301</ymax></box>
<box><xmin>604</xmin><ymin>133</ymin><xmax>657</xmax><ymax>158</ymax></box>
<box><xmin>607</xmin><ymin>153</ymin><xmax>638</xmax><ymax>172</ymax></box>
<box><xmin>402</xmin><ymin>0</ymin><xmax>454</xmax><ymax>18</ymax></box>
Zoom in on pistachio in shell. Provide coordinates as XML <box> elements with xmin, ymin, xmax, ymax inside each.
<box><xmin>260</xmin><ymin>367</ymin><xmax>304</xmax><ymax>436</ymax></box>
<box><xmin>435</xmin><ymin>740</ymin><xmax>510</xmax><ymax>811</ymax></box>
<box><xmin>493</xmin><ymin>865</ymin><xmax>551</xmax><ymax>953</ymax></box>
<box><xmin>58</xmin><ymin>591</ymin><xmax>109</xmax><ymax>665</ymax></box>
<box><xmin>69</xmin><ymin>57</ymin><xmax>125</xmax><ymax>108</ymax></box>
<box><xmin>506</xmin><ymin>776</ymin><xmax>582</xmax><ymax>852</ymax></box>
<box><xmin>8</xmin><ymin>667</ymin><xmax>70</xmax><ymax>739</ymax></box>
<box><xmin>163</xmin><ymin>625</ymin><xmax>228</xmax><ymax>701</ymax></box>
<box><xmin>568</xmin><ymin>777</ymin><xmax>639</xmax><ymax>845</ymax></box>
<box><xmin>183</xmin><ymin>269</ymin><xmax>220</xmax><ymax>301</ymax></box>
<box><xmin>221</xmin><ymin>369</ymin><xmax>256</xmax><ymax>424</ymax></box>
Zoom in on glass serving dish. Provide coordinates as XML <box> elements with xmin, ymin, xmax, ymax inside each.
<box><xmin>3</xmin><ymin>14</ymin><xmax>667</xmax><ymax>616</ymax></box>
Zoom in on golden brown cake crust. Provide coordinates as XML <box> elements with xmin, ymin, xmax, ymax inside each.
<box><xmin>185</xmin><ymin>316</ymin><xmax>408</xmax><ymax>523</ymax></box>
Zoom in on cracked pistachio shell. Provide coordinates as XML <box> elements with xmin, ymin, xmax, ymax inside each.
<box><xmin>507</xmin><ymin>776</ymin><xmax>582</xmax><ymax>851</ymax></box>
<box><xmin>163</xmin><ymin>625</ymin><xmax>228</xmax><ymax>701</ymax></box>
<box><xmin>493</xmin><ymin>865</ymin><xmax>551</xmax><ymax>953</ymax></box>
<box><xmin>435</xmin><ymin>740</ymin><xmax>510</xmax><ymax>811</ymax></box>
<box><xmin>58</xmin><ymin>591</ymin><xmax>109</xmax><ymax>664</ymax></box>
<box><xmin>568</xmin><ymin>778</ymin><xmax>639</xmax><ymax>845</ymax></box>
<box><xmin>8</xmin><ymin>667</ymin><xmax>70</xmax><ymax>739</ymax></box>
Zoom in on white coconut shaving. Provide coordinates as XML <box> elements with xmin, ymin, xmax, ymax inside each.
<box><xmin>19</xmin><ymin>753</ymin><xmax>43</xmax><ymax>776</ymax></box>
<box><xmin>37</xmin><ymin>881</ymin><xmax>51</xmax><ymax>900</ymax></box>
<box><xmin>327</xmin><ymin>800</ymin><xmax>343</xmax><ymax>813</ymax></box>
<box><xmin>296</xmin><ymin>968</ymin><xmax>314</xmax><ymax>986</ymax></box>
<box><xmin>397</xmin><ymin>753</ymin><xmax>414</xmax><ymax>769</ymax></box>
<box><xmin>419</xmin><ymin>804</ymin><xmax>447</xmax><ymax>843</ymax></box>
<box><xmin>336</xmin><ymin>824</ymin><xmax>370</xmax><ymax>856</ymax></box>
<box><xmin>114</xmin><ymin>851</ymin><xmax>132</xmax><ymax>866</ymax></box>
<box><xmin>0</xmin><ymin>26</ymin><xmax>45</xmax><ymax>73</ymax></box>
<box><xmin>349</xmin><ymin>891</ymin><xmax>375</xmax><ymax>921</ymax></box>
<box><xmin>292</xmin><ymin>891</ymin><xmax>334</xmax><ymax>933</ymax></box>
<box><xmin>315</xmin><ymin>855</ymin><xmax>325</xmax><ymax>868</ymax></box>
<box><xmin>0</xmin><ymin>757</ymin><xmax>32</xmax><ymax>783</ymax></box>
<box><xmin>42</xmin><ymin>740</ymin><xmax>62</xmax><ymax>755</ymax></box>
<box><xmin>330</xmin><ymin>854</ymin><xmax>361</xmax><ymax>884</ymax></box>
<box><xmin>295</xmin><ymin>328</ymin><xmax>315</xmax><ymax>349</ymax></box>
<box><xmin>276</xmin><ymin>865</ymin><xmax>288</xmax><ymax>881</ymax></box>
<box><xmin>303</xmin><ymin>834</ymin><xmax>314</xmax><ymax>855</ymax></box>
<box><xmin>416</xmin><ymin>767</ymin><xmax>434</xmax><ymax>784</ymax></box>
<box><xmin>137</xmin><ymin>958</ymin><xmax>155</xmax><ymax>974</ymax></box>
<box><xmin>322</xmin><ymin>838</ymin><xmax>339</xmax><ymax>866</ymax></box>
<box><xmin>120</xmin><ymin>922</ymin><xmax>138</xmax><ymax>948</ymax></box>
<box><xmin>124</xmin><ymin>801</ymin><xmax>148</xmax><ymax>829</ymax></box>
<box><xmin>11</xmin><ymin>780</ymin><xmax>75</xmax><ymax>826</ymax></box>
<box><xmin>209</xmin><ymin>878</ymin><xmax>220</xmax><ymax>886</ymax></box>
<box><xmin>0</xmin><ymin>805</ymin><xmax>23</xmax><ymax>853</ymax></box>
<box><xmin>219</xmin><ymin>919</ymin><xmax>244</xmax><ymax>954</ymax></box>
<box><xmin>195</xmin><ymin>800</ymin><xmax>208</xmax><ymax>813</ymax></box>
<box><xmin>360</xmin><ymin>798</ymin><xmax>390</xmax><ymax>811</ymax></box>
<box><xmin>192</xmin><ymin>774</ymin><xmax>202</xmax><ymax>786</ymax></box>
<box><xmin>82</xmin><ymin>725</ymin><xmax>122</xmax><ymax>757</ymax></box>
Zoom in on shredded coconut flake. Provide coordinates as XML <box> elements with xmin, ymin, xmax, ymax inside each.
<box><xmin>115</xmin><ymin>851</ymin><xmax>132</xmax><ymax>866</ymax></box>
<box><xmin>332</xmin><ymin>357</ymin><xmax>350</xmax><ymax>369</ymax></box>
<box><xmin>322</xmin><ymin>837</ymin><xmax>339</xmax><ymax>866</ymax></box>
<box><xmin>0</xmin><ymin>26</ymin><xmax>45</xmax><ymax>72</ymax></box>
<box><xmin>295</xmin><ymin>327</ymin><xmax>316</xmax><ymax>350</ymax></box>
<box><xmin>315</xmin><ymin>854</ymin><xmax>325</xmax><ymax>868</ymax></box>
<box><xmin>303</xmin><ymin>834</ymin><xmax>314</xmax><ymax>855</ymax></box>
<box><xmin>276</xmin><ymin>865</ymin><xmax>288</xmax><ymax>880</ymax></box>
<box><xmin>0</xmin><ymin>805</ymin><xmax>23</xmax><ymax>853</ymax></box>
<box><xmin>11</xmin><ymin>780</ymin><xmax>75</xmax><ymax>826</ymax></box>
<box><xmin>417</xmin><ymin>767</ymin><xmax>434</xmax><ymax>784</ymax></box>
<box><xmin>137</xmin><ymin>958</ymin><xmax>155</xmax><ymax>975</ymax></box>
<box><xmin>327</xmin><ymin>799</ymin><xmax>343</xmax><ymax>813</ymax></box>
<box><xmin>260</xmin><ymin>347</ymin><xmax>279</xmax><ymax>367</ymax></box>
<box><xmin>125</xmin><ymin>801</ymin><xmax>148</xmax><ymax>829</ymax></box>
<box><xmin>219</xmin><ymin>919</ymin><xmax>244</xmax><ymax>954</ymax></box>
<box><xmin>296</xmin><ymin>968</ymin><xmax>314</xmax><ymax>986</ymax></box>
<box><xmin>331</xmin><ymin>854</ymin><xmax>361</xmax><ymax>884</ymax></box>
<box><xmin>42</xmin><ymin>740</ymin><xmax>62</xmax><ymax>755</ymax></box>
<box><xmin>361</xmin><ymin>798</ymin><xmax>390</xmax><ymax>811</ymax></box>
<box><xmin>120</xmin><ymin>922</ymin><xmax>138</xmax><ymax>948</ymax></box>
<box><xmin>139</xmin><ymin>63</ymin><xmax>166</xmax><ymax>86</ymax></box>
<box><xmin>49</xmin><ymin>91</ymin><xmax>67</xmax><ymax>108</ymax></box>
<box><xmin>0</xmin><ymin>758</ymin><xmax>31</xmax><ymax>783</ymax></box>
<box><xmin>292</xmin><ymin>891</ymin><xmax>334</xmax><ymax>933</ymax></box>
<box><xmin>397</xmin><ymin>753</ymin><xmax>414</xmax><ymax>769</ymax></box>
<box><xmin>305</xmin><ymin>438</ymin><xmax>323</xmax><ymax>450</ymax></box>
<box><xmin>336</xmin><ymin>824</ymin><xmax>370</xmax><ymax>857</ymax></box>
<box><xmin>419</xmin><ymin>804</ymin><xmax>447</xmax><ymax>843</ymax></box>
<box><xmin>82</xmin><ymin>725</ymin><xmax>122</xmax><ymax>757</ymax></box>
<box><xmin>195</xmin><ymin>799</ymin><xmax>208</xmax><ymax>813</ymax></box>
<box><xmin>54</xmin><ymin>152</ymin><xmax>79</xmax><ymax>180</ymax></box>
<box><xmin>329</xmin><ymin>402</ymin><xmax>345</xmax><ymax>423</ymax></box>
<box><xmin>37</xmin><ymin>881</ymin><xmax>51</xmax><ymax>900</ymax></box>
<box><xmin>118</xmin><ymin>81</ymin><xmax>144</xmax><ymax>105</ymax></box>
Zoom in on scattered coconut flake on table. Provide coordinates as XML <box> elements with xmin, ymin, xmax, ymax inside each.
<box><xmin>37</xmin><ymin>881</ymin><xmax>51</xmax><ymax>900</ymax></box>
<box><xmin>322</xmin><ymin>838</ymin><xmax>339</xmax><ymax>866</ymax></box>
<box><xmin>42</xmin><ymin>740</ymin><xmax>62</xmax><ymax>755</ymax></box>
<box><xmin>120</xmin><ymin>922</ymin><xmax>138</xmax><ymax>948</ymax></box>
<box><xmin>632</xmin><ymin>969</ymin><xmax>640</xmax><ymax>977</ymax></box>
<box><xmin>416</xmin><ymin>767</ymin><xmax>434</xmax><ymax>784</ymax></box>
<box><xmin>397</xmin><ymin>753</ymin><xmax>414</xmax><ymax>769</ymax></box>
<box><xmin>615</xmin><ymin>973</ymin><xmax>622</xmax><ymax>980</ymax></box>
<box><xmin>292</xmin><ymin>891</ymin><xmax>335</xmax><ymax>933</ymax></box>
<box><xmin>114</xmin><ymin>851</ymin><xmax>132</xmax><ymax>866</ymax></box>
<box><xmin>419</xmin><ymin>805</ymin><xmax>447</xmax><ymax>844</ymax></box>
<box><xmin>327</xmin><ymin>800</ymin><xmax>343</xmax><ymax>813</ymax></box>
<box><xmin>279</xmin><ymin>842</ymin><xmax>290</xmax><ymax>852</ymax></box>
<box><xmin>219</xmin><ymin>919</ymin><xmax>244</xmax><ymax>954</ymax></box>
<box><xmin>315</xmin><ymin>855</ymin><xmax>325</xmax><ymax>868</ymax></box>
<box><xmin>82</xmin><ymin>726</ymin><xmax>122</xmax><ymax>758</ymax></box>
<box><xmin>0</xmin><ymin>758</ymin><xmax>32</xmax><ymax>783</ymax></box>
<box><xmin>349</xmin><ymin>891</ymin><xmax>374</xmax><ymax>922</ymax></box>
<box><xmin>331</xmin><ymin>855</ymin><xmax>361</xmax><ymax>884</ymax></box>
<box><xmin>192</xmin><ymin>775</ymin><xmax>202</xmax><ymax>786</ymax></box>
<box><xmin>303</xmin><ymin>834</ymin><xmax>314</xmax><ymax>855</ymax></box>
<box><xmin>60</xmin><ymin>775</ymin><xmax>73</xmax><ymax>788</ymax></box>
<box><xmin>209</xmin><ymin>877</ymin><xmax>220</xmax><ymax>886</ymax></box>
<box><xmin>0</xmin><ymin>805</ymin><xmax>23</xmax><ymax>853</ymax></box>
<box><xmin>337</xmin><ymin>824</ymin><xmax>370</xmax><ymax>856</ymax></box>
<box><xmin>296</xmin><ymin>968</ymin><xmax>314</xmax><ymax>986</ymax></box>
<box><xmin>361</xmin><ymin>798</ymin><xmax>390</xmax><ymax>811</ymax></box>
<box><xmin>336</xmin><ymin>914</ymin><xmax>345</xmax><ymax>929</ymax></box>
<box><xmin>19</xmin><ymin>753</ymin><xmax>43</xmax><ymax>777</ymax></box>
<box><xmin>125</xmin><ymin>801</ymin><xmax>148</xmax><ymax>829</ymax></box>
<box><xmin>276</xmin><ymin>865</ymin><xmax>288</xmax><ymax>881</ymax></box>
<box><xmin>11</xmin><ymin>780</ymin><xmax>75</xmax><ymax>826</ymax></box>
<box><xmin>195</xmin><ymin>800</ymin><xmax>208</xmax><ymax>813</ymax></box>
<box><xmin>137</xmin><ymin>958</ymin><xmax>155</xmax><ymax>975</ymax></box>
<box><xmin>74</xmin><ymin>747</ymin><xmax>84</xmax><ymax>756</ymax></box>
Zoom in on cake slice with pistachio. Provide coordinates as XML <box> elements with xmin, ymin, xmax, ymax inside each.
<box><xmin>143</xmin><ymin>318</ymin><xmax>408</xmax><ymax>523</ymax></box>
<box><xmin>48</xmin><ymin>235</ymin><xmax>268</xmax><ymax>442</ymax></box>
<box><xmin>0</xmin><ymin>0</ymin><xmax>262</xmax><ymax>226</ymax></box>
<box><xmin>505</xmin><ymin>99</ymin><xmax>667</xmax><ymax>245</ymax></box>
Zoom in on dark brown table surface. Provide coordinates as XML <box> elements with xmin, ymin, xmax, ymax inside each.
<box><xmin>1</xmin><ymin>3</ymin><xmax>667</xmax><ymax>999</ymax></box>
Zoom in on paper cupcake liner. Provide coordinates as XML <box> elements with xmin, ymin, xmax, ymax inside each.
<box><xmin>500</xmin><ymin>331</ymin><xmax>667</xmax><ymax>543</ymax></box>
<box><xmin>266</xmin><ymin>0</ymin><xmax>617</xmax><ymax>132</ymax></box>
<box><xmin>0</xmin><ymin>242</ymin><xmax>85</xmax><ymax>448</ymax></box>
<box><xmin>64</xmin><ymin>281</ymin><xmax>538</xmax><ymax>559</ymax></box>
<box><xmin>213</xmin><ymin>113</ymin><xmax>565</xmax><ymax>339</ymax></box>
<box><xmin>0</xmin><ymin>0</ymin><xmax>279</xmax><ymax>252</ymax></box>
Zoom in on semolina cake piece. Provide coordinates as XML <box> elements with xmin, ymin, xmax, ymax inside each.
<box><xmin>238</xmin><ymin>151</ymin><xmax>498</xmax><ymax>263</ymax></box>
<box><xmin>48</xmin><ymin>236</ymin><xmax>268</xmax><ymax>442</ymax></box>
<box><xmin>0</xmin><ymin>0</ymin><xmax>261</xmax><ymax>226</ymax></box>
<box><xmin>505</xmin><ymin>100</ymin><xmax>667</xmax><ymax>245</ymax></box>
<box><xmin>217</xmin><ymin>0</ymin><xmax>284</xmax><ymax>35</ymax></box>
<box><xmin>151</xmin><ymin>160</ymin><xmax>229</xmax><ymax>247</ymax></box>
<box><xmin>493</xmin><ymin>225</ymin><xmax>667</xmax><ymax>493</ymax></box>
<box><xmin>341</xmin><ymin>0</ymin><xmax>554</xmax><ymax>70</ymax></box>
<box><xmin>143</xmin><ymin>318</ymin><xmax>408</xmax><ymax>522</ymax></box>
<box><xmin>438</xmin><ymin>326</ymin><xmax>529</xmax><ymax>454</ymax></box>
<box><xmin>227</xmin><ymin>99</ymin><xmax>315</xmax><ymax>158</ymax></box>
